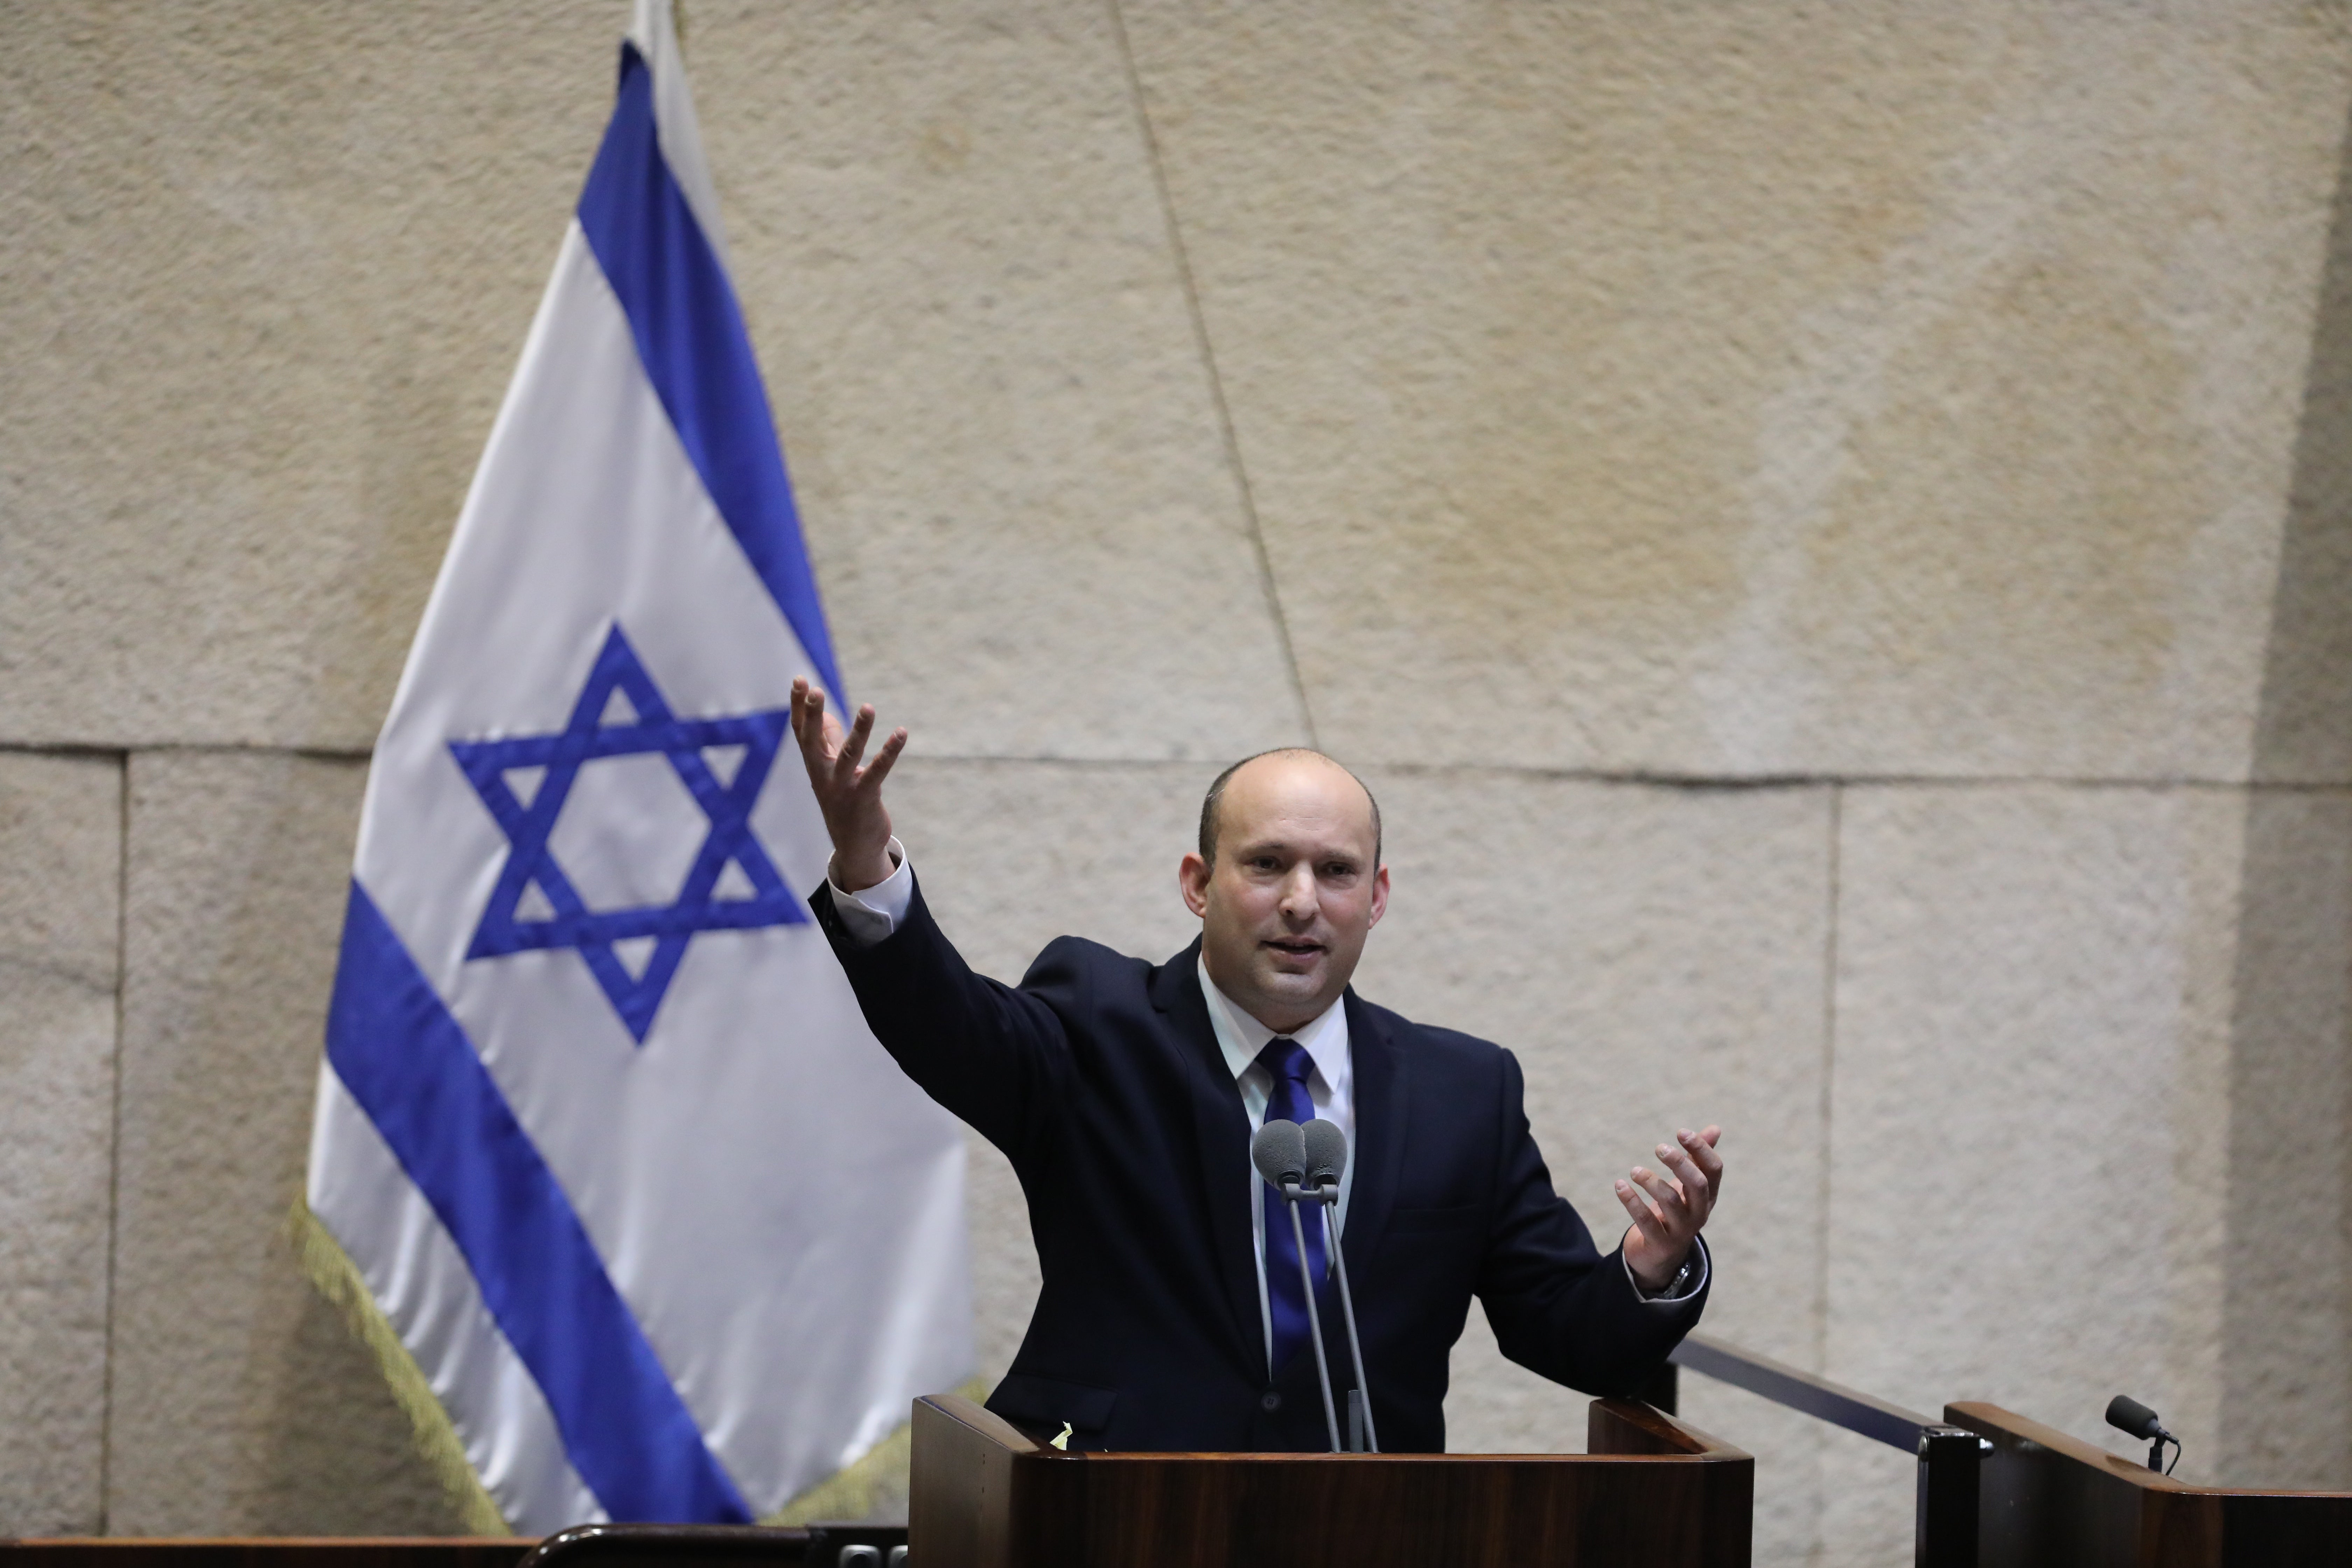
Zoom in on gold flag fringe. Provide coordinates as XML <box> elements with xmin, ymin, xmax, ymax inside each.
<box><xmin>291</xmin><ymin>1194</ymin><xmax>989</xmax><ymax>1534</ymax></box>
<box><xmin>286</xmin><ymin>1198</ymin><xmax>512</xmax><ymax>1536</ymax></box>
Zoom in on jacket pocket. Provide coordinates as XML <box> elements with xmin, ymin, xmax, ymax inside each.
<box><xmin>988</xmin><ymin>1373</ymin><xmax>1120</xmax><ymax>1434</ymax></box>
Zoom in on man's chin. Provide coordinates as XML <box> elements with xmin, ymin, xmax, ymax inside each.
<box><xmin>1254</xmin><ymin>954</ymin><xmax>1325</xmax><ymax>986</ymax></box>
<box><xmin>1247</xmin><ymin>962</ymin><xmax>1335</xmax><ymax>1013</ymax></box>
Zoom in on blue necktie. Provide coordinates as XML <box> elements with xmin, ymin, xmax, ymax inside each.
<box><xmin>1258</xmin><ymin>1036</ymin><xmax>1329</xmax><ymax>1373</ymax></box>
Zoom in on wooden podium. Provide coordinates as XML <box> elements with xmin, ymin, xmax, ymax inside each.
<box><xmin>907</xmin><ymin>1394</ymin><xmax>1752</xmax><ymax>1568</ymax></box>
<box><xmin>1949</xmin><ymin>1402</ymin><xmax>2352</xmax><ymax>1567</ymax></box>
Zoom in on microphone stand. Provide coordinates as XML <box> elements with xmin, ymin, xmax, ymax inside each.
<box><xmin>1281</xmin><ymin>1184</ymin><xmax>1343</xmax><ymax>1453</ymax></box>
<box><xmin>1310</xmin><ymin>1178</ymin><xmax>1378</xmax><ymax>1452</ymax></box>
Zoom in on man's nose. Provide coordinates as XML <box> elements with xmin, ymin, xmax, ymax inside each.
<box><xmin>1277</xmin><ymin>864</ymin><xmax>1318</xmax><ymax>920</ymax></box>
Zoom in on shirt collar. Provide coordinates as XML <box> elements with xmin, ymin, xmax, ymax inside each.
<box><xmin>1196</xmin><ymin>955</ymin><xmax>1350</xmax><ymax>1095</ymax></box>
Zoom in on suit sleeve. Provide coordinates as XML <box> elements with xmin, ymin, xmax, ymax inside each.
<box><xmin>811</xmin><ymin>874</ymin><xmax>1073</xmax><ymax>1163</ymax></box>
<box><xmin>1475</xmin><ymin>1049</ymin><xmax>1708</xmax><ymax>1394</ymax></box>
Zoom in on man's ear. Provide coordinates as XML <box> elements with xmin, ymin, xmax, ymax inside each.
<box><xmin>1178</xmin><ymin>851</ymin><xmax>1212</xmax><ymax>918</ymax></box>
<box><xmin>1367</xmin><ymin>863</ymin><xmax>1391</xmax><ymax>928</ymax></box>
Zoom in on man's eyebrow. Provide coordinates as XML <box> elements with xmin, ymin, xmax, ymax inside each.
<box><xmin>1231</xmin><ymin>835</ymin><xmax>1369</xmax><ymax>861</ymax></box>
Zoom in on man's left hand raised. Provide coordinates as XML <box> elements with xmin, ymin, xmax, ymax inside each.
<box><xmin>1616</xmin><ymin>1126</ymin><xmax>1723</xmax><ymax>1294</ymax></box>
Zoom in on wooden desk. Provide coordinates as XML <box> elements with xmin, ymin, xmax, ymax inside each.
<box><xmin>1950</xmin><ymin>1402</ymin><xmax>2352</xmax><ymax>1567</ymax></box>
<box><xmin>909</xmin><ymin>1393</ymin><xmax>1754</xmax><ymax>1568</ymax></box>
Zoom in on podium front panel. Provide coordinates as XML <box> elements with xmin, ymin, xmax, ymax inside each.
<box><xmin>911</xmin><ymin>1394</ymin><xmax>1753</xmax><ymax>1568</ymax></box>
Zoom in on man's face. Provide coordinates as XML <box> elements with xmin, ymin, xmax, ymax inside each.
<box><xmin>1179</xmin><ymin>754</ymin><xmax>1389</xmax><ymax>1034</ymax></box>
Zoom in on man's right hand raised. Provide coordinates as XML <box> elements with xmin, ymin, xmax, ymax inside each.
<box><xmin>789</xmin><ymin>679</ymin><xmax>906</xmax><ymax>894</ymax></box>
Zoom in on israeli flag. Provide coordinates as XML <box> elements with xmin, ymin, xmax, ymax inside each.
<box><xmin>302</xmin><ymin>1</ymin><xmax>971</xmax><ymax>1531</ymax></box>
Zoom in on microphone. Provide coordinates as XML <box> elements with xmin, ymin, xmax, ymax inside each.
<box><xmin>2106</xmin><ymin>1394</ymin><xmax>2180</xmax><ymax>1474</ymax></box>
<box><xmin>1251</xmin><ymin>1119</ymin><xmax>1308</xmax><ymax>1190</ymax></box>
<box><xmin>1251</xmin><ymin>1119</ymin><xmax>1341</xmax><ymax>1451</ymax></box>
<box><xmin>1301</xmin><ymin>1117</ymin><xmax>1345</xmax><ymax>1189</ymax></box>
<box><xmin>1299</xmin><ymin>1119</ymin><xmax>1377</xmax><ymax>1453</ymax></box>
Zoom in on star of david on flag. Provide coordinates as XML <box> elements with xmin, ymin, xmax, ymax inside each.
<box><xmin>301</xmin><ymin>0</ymin><xmax>972</xmax><ymax>1533</ymax></box>
<box><xmin>452</xmin><ymin>626</ymin><xmax>804</xmax><ymax>1042</ymax></box>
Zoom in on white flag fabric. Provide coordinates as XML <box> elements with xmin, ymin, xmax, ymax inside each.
<box><xmin>303</xmin><ymin>0</ymin><xmax>972</xmax><ymax>1530</ymax></box>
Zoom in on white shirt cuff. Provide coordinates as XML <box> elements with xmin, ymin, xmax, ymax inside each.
<box><xmin>1625</xmin><ymin>1233</ymin><xmax>1709</xmax><ymax>1305</ymax></box>
<box><xmin>828</xmin><ymin>839</ymin><xmax>910</xmax><ymax>946</ymax></box>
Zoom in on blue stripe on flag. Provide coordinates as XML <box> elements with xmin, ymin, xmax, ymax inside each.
<box><xmin>575</xmin><ymin>43</ymin><xmax>847</xmax><ymax>709</ymax></box>
<box><xmin>325</xmin><ymin>881</ymin><xmax>752</xmax><ymax>1525</ymax></box>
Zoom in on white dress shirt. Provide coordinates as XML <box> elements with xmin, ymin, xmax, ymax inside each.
<box><xmin>826</xmin><ymin>841</ymin><xmax>1708</xmax><ymax>1372</ymax></box>
<box><xmin>1195</xmin><ymin>957</ymin><xmax>1352</xmax><ymax>1372</ymax></box>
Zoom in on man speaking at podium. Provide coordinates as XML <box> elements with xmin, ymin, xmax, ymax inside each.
<box><xmin>790</xmin><ymin>685</ymin><xmax>1722</xmax><ymax>1454</ymax></box>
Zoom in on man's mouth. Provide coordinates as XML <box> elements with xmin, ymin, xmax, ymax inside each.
<box><xmin>1263</xmin><ymin>938</ymin><xmax>1324</xmax><ymax>960</ymax></box>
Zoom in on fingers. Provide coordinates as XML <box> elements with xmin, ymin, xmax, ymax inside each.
<box><xmin>793</xmin><ymin>679</ymin><xmax>845</xmax><ymax>740</ymax></box>
<box><xmin>835</xmin><ymin>704</ymin><xmax>876</xmax><ymax>780</ymax></box>
<box><xmin>1656</xmin><ymin>1136</ymin><xmax>1715</xmax><ymax>1225</ymax></box>
<box><xmin>863</xmin><ymin>726</ymin><xmax>910</xmax><ymax>790</ymax></box>
<box><xmin>1628</xmin><ymin>1163</ymin><xmax>1689</xmax><ymax>1233</ymax></box>
<box><xmin>789</xmin><ymin>680</ymin><xmax>834</xmax><ymax>779</ymax></box>
<box><xmin>1613</xmin><ymin>1176</ymin><xmax>1672</xmax><ymax>1251</ymax></box>
<box><xmin>1682</xmin><ymin>1127</ymin><xmax>1723</xmax><ymax>1218</ymax></box>
<box><xmin>789</xmin><ymin>683</ymin><xmax>906</xmax><ymax>794</ymax></box>
<box><xmin>1620</xmin><ymin>1125</ymin><xmax>1723</xmax><ymax>1288</ymax></box>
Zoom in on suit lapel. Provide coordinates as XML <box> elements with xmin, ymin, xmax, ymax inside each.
<box><xmin>1150</xmin><ymin>945</ymin><xmax>1269</xmax><ymax>1382</ymax></box>
<box><xmin>1341</xmin><ymin>990</ymin><xmax>1406</xmax><ymax>1275</ymax></box>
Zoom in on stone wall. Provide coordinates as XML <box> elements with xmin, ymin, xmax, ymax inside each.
<box><xmin>5</xmin><ymin>2</ymin><xmax>2350</xmax><ymax>1563</ymax></box>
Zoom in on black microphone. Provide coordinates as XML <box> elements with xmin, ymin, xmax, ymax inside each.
<box><xmin>1299</xmin><ymin>1118</ymin><xmax>1377</xmax><ymax>1453</ymax></box>
<box><xmin>2106</xmin><ymin>1394</ymin><xmax>2180</xmax><ymax>1473</ymax></box>
<box><xmin>1250</xmin><ymin>1119</ymin><xmax>1340</xmax><ymax>1451</ymax></box>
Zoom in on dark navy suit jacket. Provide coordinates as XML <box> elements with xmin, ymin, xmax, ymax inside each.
<box><xmin>812</xmin><ymin>877</ymin><xmax>1707</xmax><ymax>1452</ymax></box>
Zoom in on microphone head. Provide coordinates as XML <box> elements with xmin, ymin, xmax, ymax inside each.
<box><xmin>2106</xmin><ymin>1395</ymin><xmax>2163</xmax><ymax>1441</ymax></box>
<box><xmin>1300</xmin><ymin>1118</ymin><xmax>1348</xmax><ymax>1188</ymax></box>
<box><xmin>1252</xmin><ymin>1119</ymin><xmax>1308</xmax><ymax>1188</ymax></box>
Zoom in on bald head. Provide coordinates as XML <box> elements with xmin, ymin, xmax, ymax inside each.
<box><xmin>1198</xmin><ymin>749</ymin><xmax>1382</xmax><ymax>870</ymax></box>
